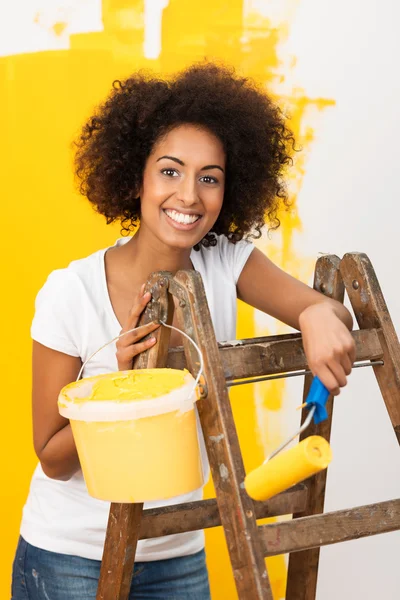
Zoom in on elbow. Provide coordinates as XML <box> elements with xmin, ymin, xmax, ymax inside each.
<box><xmin>34</xmin><ymin>431</ymin><xmax>79</xmax><ymax>481</ymax></box>
<box><xmin>40</xmin><ymin>460</ymin><xmax>76</xmax><ymax>481</ymax></box>
<box><xmin>36</xmin><ymin>444</ymin><xmax>77</xmax><ymax>481</ymax></box>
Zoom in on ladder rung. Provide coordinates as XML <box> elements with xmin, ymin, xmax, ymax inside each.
<box><xmin>139</xmin><ymin>484</ymin><xmax>308</xmax><ymax>540</ymax></box>
<box><xmin>260</xmin><ymin>498</ymin><xmax>400</xmax><ymax>556</ymax></box>
<box><xmin>167</xmin><ymin>329</ymin><xmax>383</xmax><ymax>381</ymax></box>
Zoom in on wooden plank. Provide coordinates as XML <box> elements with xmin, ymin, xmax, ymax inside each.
<box><xmin>340</xmin><ymin>253</ymin><xmax>400</xmax><ymax>443</ymax></box>
<box><xmin>167</xmin><ymin>328</ymin><xmax>382</xmax><ymax>381</ymax></box>
<box><xmin>133</xmin><ymin>272</ymin><xmax>174</xmax><ymax>370</ymax></box>
<box><xmin>97</xmin><ymin>273</ymin><xmax>173</xmax><ymax>600</ymax></box>
<box><xmin>286</xmin><ymin>255</ymin><xmax>344</xmax><ymax>600</ymax></box>
<box><xmin>139</xmin><ymin>484</ymin><xmax>308</xmax><ymax>539</ymax></box>
<box><xmin>97</xmin><ymin>503</ymin><xmax>143</xmax><ymax>600</ymax></box>
<box><xmin>260</xmin><ymin>499</ymin><xmax>400</xmax><ymax>556</ymax></box>
<box><xmin>171</xmin><ymin>271</ymin><xmax>273</xmax><ymax>599</ymax></box>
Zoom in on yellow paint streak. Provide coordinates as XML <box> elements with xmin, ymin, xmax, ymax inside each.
<box><xmin>0</xmin><ymin>2</ymin><xmax>333</xmax><ymax>599</ymax></box>
<box><xmin>53</xmin><ymin>22</ymin><xmax>67</xmax><ymax>37</ymax></box>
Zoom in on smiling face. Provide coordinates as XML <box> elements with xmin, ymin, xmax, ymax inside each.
<box><xmin>138</xmin><ymin>124</ymin><xmax>226</xmax><ymax>250</ymax></box>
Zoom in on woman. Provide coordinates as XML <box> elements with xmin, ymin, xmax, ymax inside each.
<box><xmin>12</xmin><ymin>62</ymin><xmax>355</xmax><ymax>599</ymax></box>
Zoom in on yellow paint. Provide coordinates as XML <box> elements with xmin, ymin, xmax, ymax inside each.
<box><xmin>245</xmin><ymin>436</ymin><xmax>332</xmax><ymax>502</ymax></box>
<box><xmin>60</xmin><ymin>368</ymin><xmax>188</xmax><ymax>403</ymax></box>
<box><xmin>0</xmin><ymin>1</ymin><xmax>334</xmax><ymax>598</ymax></box>
<box><xmin>53</xmin><ymin>22</ymin><xmax>67</xmax><ymax>36</ymax></box>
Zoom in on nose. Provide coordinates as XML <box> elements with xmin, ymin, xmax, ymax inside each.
<box><xmin>176</xmin><ymin>175</ymin><xmax>198</xmax><ymax>206</ymax></box>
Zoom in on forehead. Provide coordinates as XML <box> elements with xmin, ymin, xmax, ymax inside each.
<box><xmin>151</xmin><ymin>124</ymin><xmax>225</xmax><ymax>165</ymax></box>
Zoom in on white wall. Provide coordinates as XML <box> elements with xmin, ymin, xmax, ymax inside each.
<box><xmin>279</xmin><ymin>2</ymin><xmax>400</xmax><ymax>598</ymax></box>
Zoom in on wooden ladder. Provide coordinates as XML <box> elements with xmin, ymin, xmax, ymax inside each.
<box><xmin>96</xmin><ymin>252</ymin><xmax>400</xmax><ymax>600</ymax></box>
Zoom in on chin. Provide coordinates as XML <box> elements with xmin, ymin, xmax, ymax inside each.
<box><xmin>159</xmin><ymin>230</ymin><xmax>205</xmax><ymax>251</ymax></box>
<box><xmin>167</xmin><ymin>237</ymin><xmax>200</xmax><ymax>251</ymax></box>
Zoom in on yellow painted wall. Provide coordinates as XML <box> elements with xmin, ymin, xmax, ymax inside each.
<box><xmin>0</xmin><ymin>1</ymin><xmax>331</xmax><ymax>597</ymax></box>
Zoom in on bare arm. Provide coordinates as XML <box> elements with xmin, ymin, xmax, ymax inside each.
<box><xmin>237</xmin><ymin>248</ymin><xmax>356</xmax><ymax>395</ymax></box>
<box><xmin>237</xmin><ymin>247</ymin><xmax>352</xmax><ymax>331</ymax></box>
<box><xmin>32</xmin><ymin>288</ymin><xmax>159</xmax><ymax>481</ymax></box>
<box><xmin>32</xmin><ymin>341</ymin><xmax>81</xmax><ymax>481</ymax></box>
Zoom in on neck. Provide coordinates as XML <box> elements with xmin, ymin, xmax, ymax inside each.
<box><xmin>124</xmin><ymin>227</ymin><xmax>193</xmax><ymax>278</ymax></box>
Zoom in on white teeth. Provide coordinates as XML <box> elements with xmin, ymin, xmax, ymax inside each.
<box><xmin>165</xmin><ymin>209</ymin><xmax>200</xmax><ymax>225</ymax></box>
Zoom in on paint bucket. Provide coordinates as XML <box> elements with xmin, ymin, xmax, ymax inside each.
<box><xmin>58</xmin><ymin>367</ymin><xmax>204</xmax><ymax>503</ymax></box>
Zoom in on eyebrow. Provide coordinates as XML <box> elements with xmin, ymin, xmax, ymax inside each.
<box><xmin>156</xmin><ymin>155</ymin><xmax>224</xmax><ymax>173</ymax></box>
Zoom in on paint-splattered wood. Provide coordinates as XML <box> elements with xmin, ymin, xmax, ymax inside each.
<box><xmin>286</xmin><ymin>255</ymin><xmax>344</xmax><ymax>600</ymax></box>
<box><xmin>139</xmin><ymin>484</ymin><xmax>308</xmax><ymax>539</ymax></box>
<box><xmin>133</xmin><ymin>272</ymin><xmax>174</xmax><ymax>370</ymax></box>
<box><xmin>97</xmin><ymin>503</ymin><xmax>144</xmax><ymax>600</ymax></box>
<box><xmin>340</xmin><ymin>253</ymin><xmax>400</xmax><ymax>443</ymax></box>
<box><xmin>171</xmin><ymin>271</ymin><xmax>273</xmax><ymax>600</ymax></box>
<box><xmin>260</xmin><ymin>499</ymin><xmax>400</xmax><ymax>556</ymax></box>
<box><xmin>97</xmin><ymin>273</ymin><xmax>173</xmax><ymax>600</ymax></box>
<box><xmin>166</xmin><ymin>328</ymin><xmax>382</xmax><ymax>380</ymax></box>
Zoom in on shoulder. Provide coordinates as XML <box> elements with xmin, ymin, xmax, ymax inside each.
<box><xmin>32</xmin><ymin>253</ymin><xmax>95</xmax><ymax>311</ymax></box>
<box><xmin>37</xmin><ymin>248</ymin><xmax>105</xmax><ymax>298</ymax></box>
<box><xmin>215</xmin><ymin>234</ymin><xmax>254</xmax><ymax>262</ymax></box>
<box><xmin>67</xmin><ymin>247</ymin><xmax>105</xmax><ymax>282</ymax></box>
<box><xmin>33</xmin><ymin>246</ymin><xmax>108</xmax><ymax>324</ymax></box>
<box><xmin>195</xmin><ymin>234</ymin><xmax>255</xmax><ymax>284</ymax></box>
<box><xmin>31</xmin><ymin>248</ymin><xmax>107</xmax><ymax>356</ymax></box>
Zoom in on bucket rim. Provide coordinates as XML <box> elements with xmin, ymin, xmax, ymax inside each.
<box><xmin>58</xmin><ymin>368</ymin><xmax>198</xmax><ymax>422</ymax></box>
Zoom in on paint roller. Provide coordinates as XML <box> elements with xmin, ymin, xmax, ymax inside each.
<box><xmin>244</xmin><ymin>377</ymin><xmax>332</xmax><ymax>502</ymax></box>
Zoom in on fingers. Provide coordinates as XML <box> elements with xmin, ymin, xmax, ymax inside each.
<box><xmin>326</xmin><ymin>359</ymin><xmax>347</xmax><ymax>389</ymax></box>
<box><xmin>338</xmin><ymin>330</ymin><xmax>356</xmax><ymax>370</ymax></box>
<box><xmin>312</xmin><ymin>364</ymin><xmax>341</xmax><ymax>396</ymax></box>
<box><xmin>124</xmin><ymin>291</ymin><xmax>152</xmax><ymax>331</ymax></box>
<box><xmin>341</xmin><ymin>352</ymin><xmax>353</xmax><ymax>376</ymax></box>
<box><xmin>117</xmin><ymin>336</ymin><xmax>157</xmax><ymax>371</ymax></box>
<box><xmin>115</xmin><ymin>284</ymin><xmax>160</xmax><ymax>371</ymax></box>
<box><xmin>301</xmin><ymin>306</ymin><xmax>356</xmax><ymax>398</ymax></box>
<box><xmin>312</xmin><ymin>348</ymin><xmax>354</xmax><ymax>397</ymax></box>
<box><xmin>347</xmin><ymin>335</ymin><xmax>356</xmax><ymax>365</ymax></box>
<box><xmin>118</xmin><ymin>321</ymin><xmax>160</xmax><ymax>347</ymax></box>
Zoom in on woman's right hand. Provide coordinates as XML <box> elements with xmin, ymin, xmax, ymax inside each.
<box><xmin>116</xmin><ymin>286</ymin><xmax>160</xmax><ymax>371</ymax></box>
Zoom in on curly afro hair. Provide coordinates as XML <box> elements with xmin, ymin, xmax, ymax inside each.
<box><xmin>75</xmin><ymin>62</ymin><xmax>295</xmax><ymax>248</ymax></box>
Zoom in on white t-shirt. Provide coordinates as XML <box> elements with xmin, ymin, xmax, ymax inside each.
<box><xmin>21</xmin><ymin>235</ymin><xmax>254</xmax><ymax>561</ymax></box>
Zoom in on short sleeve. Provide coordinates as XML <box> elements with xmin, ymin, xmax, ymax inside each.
<box><xmin>31</xmin><ymin>269</ymin><xmax>84</xmax><ymax>357</ymax></box>
<box><xmin>218</xmin><ymin>236</ymin><xmax>255</xmax><ymax>284</ymax></box>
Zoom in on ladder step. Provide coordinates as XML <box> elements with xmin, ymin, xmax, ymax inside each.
<box><xmin>167</xmin><ymin>329</ymin><xmax>383</xmax><ymax>380</ymax></box>
<box><xmin>260</xmin><ymin>498</ymin><xmax>400</xmax><ymax>556</ymax></box>
<box><xmin>139</xmin><ymin>484</ymin><xmax>308</xmax><ymax>540</ymax></box>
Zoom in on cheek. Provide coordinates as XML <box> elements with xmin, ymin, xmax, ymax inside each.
<box><xmin>140</xmin><ymin>177</ymin><xmax>169</xmax><ymax>211</ymax></box>
<box><xmin>208</xmin><ymin>189</ymin><xmax>224</xmax><ymax>214</ymax></box>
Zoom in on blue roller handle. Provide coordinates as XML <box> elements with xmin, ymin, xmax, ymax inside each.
<box><xmin>305</xmin><ymin>377</ymin><xmax>330</xmax><ymax>424</ymax></box>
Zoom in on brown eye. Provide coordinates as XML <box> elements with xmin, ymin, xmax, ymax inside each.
<box><xmin>200</xmin><ymin>175</ymin><xmax>218</xmax><ymax>184</ymax></box>
<box><xmin>161</xmin><ymin>168</ymin><xmax>179</xmax><ymax>177</ymax></box>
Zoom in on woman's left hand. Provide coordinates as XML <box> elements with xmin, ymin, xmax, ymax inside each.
<box><xmin>299</xmin><ymin>302</ymin><xmax>356</xmax><ymax>396</ymax></box>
